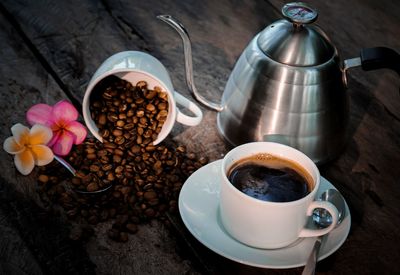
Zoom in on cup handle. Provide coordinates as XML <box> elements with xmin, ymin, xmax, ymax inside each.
<box><xmin>174</xmin><ymin>91</ymin><xmax>203</xmax><ymax>126</ymax></box>
<box><xmin>298</xmin><ymin>201</ymin><xmax>339</xmax><ymax>238</ymax></box>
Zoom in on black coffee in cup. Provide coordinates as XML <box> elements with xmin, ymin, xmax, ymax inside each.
<box><xmin>227</xmin><ymin>154</ymin><xmax>313</xmax><ymax>202</ymax></box>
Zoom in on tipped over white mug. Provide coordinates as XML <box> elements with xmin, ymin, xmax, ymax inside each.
<box><xmin>220</xmin><ymin>142</ymin><xmax>339</xmax><ymax>249</ymax></box>
<box><xmin>83</xmin><ymin>51</ymin><xmax>203</xmax><ymax>145</ymax></box>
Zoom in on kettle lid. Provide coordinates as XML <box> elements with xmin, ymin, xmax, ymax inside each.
<box><xmin>257</xmin><ymin>2</ymin><xmax>335</xmax><ymax>66</ymax></box>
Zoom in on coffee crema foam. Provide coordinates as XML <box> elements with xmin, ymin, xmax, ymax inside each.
<box><xmin>228</xmin><ymin>153</ymin><xmax>314</xmax><ymax>202</ymax></box>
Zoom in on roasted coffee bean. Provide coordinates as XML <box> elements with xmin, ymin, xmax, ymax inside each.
<box><xmin>148</xmin><ymin>198</ymin><xmax>159</xmax><ymax>206</ymax></box>
<box><xmin>105</xmin><ymin>172</ymin><xmax>114</xmax><ymax>182</ymax></box>
<box><xmin>137</xmin><ymin>127</ymin><xmax>144</xmax><ymax>136</ymax></box>
<box><xmin>86</xmin><ymin>147</ymin><xmax>95</xmax><ymax>154</ymax></box>
<box><xmin>116</xmin><ymin>120</ymin><xmax>125</xmax><ymax>127</ymax></box>
<box><xmin>90</xmin><ymin>164</ymin><xmax>100</xmax><ymax>172</ymax></box>
<box><xmin>113</xmin><ymin>155</ymin><xmax>122</xmax><ymax>163</ymax></box>
<box><xmin>119</xmin><ymin>104</ymin><xmax>128</xmax><ymax>112</ymax></box>
<box><xmin>103</xmin><ymin>91</ymin><xmax>113</xmax><ymax>100</ymax></box>
<box><xmin>139</xmin><ymin>117</ymin><xmax>148</xmax><ymax>126</ymax></box>
<box><xmin>176</xmin><ymin>146</ymin><xmax>186</xmax><ymax>153</ymax></box>
<box><xmin>145</xmin><ymin>145</ymin><xmax>156</xmax><ymax>152</ymax></box>
<box><xmin>123</xmin><ymin>123</ymin><xmax>134</xmax><ymax>130</ymax></box>
<box><xmin>199</xmin><ymin>156</ymin><xmax>209</xmax><ymax>165</ymax></box>
<box><xmin>81</xmin><ymin>174</ymin><xmax>92</xmax><ymax>183</ymax></box>
<box><xmin>136</xmin><ymin>80</ymin><xmax>146</xmax><ymax>89</ymax></box>
<box><xmin>112</xmin><ymin>129</ymin><xmax>123</xmax><ymax>136</ymax></box>
<box><xmin>97</xmin><ymin>149</ymin><xmax>108</xmax><ymax>157</ymax></box>
<box><xmin>144</xmin><ymin>191</ymin><xmax>157</xmax><ymax>200</ymax></box>
<box><xmin>87</xmin><ymin>153</ymin><xmax>97</xmax><ymax>160</ymax></box>
<box><xmin>144</xmin><ymin>208</ymin><xmax>156</xmax><ymax>217</ymax></box>
<box><xmin>187</xmin><ymin>153</ymin><xmax>196</xmax><ymax>160</ymax></box>
<box><xmin>119</xmin><ymin>232</ymin><xmax>129</xmax><ymax>242</ymax></box>
<box><xmin>71</xmin><ymin>177</ymin><xmax>81</xmax><ymax>186</ymax></box>
<box><xmin>116</xmin><ymin>214</ymin><xmax>129</xmax><ymax>226</ymax></box>
<box><xmin>92</xmin><ymin>101</ymin><xmax>102</xmax><ymax>108</ymax></box>
<box><xmin>88</xmin><ymin>215</ymin><xmax>99</xmax><ymax>225</ymax></box>
<box><xmin>124</xmin><ymin>135</ymin><xmax>133</xmax><ymax>145</ymax></box>
<box><xmin>109</xmin><ymin>208</ymin><xmax>117</xmax><ymax>218</ymax></box>
<box><xmin>157</xmin><ymin>102</ymin><xmax>167</xmax><ymax>110</ymax></box>
<box><xmin>146</xmin><ymin>103</ymin><xmax>156</xmax><ymax>112</ymax></box>
<box><xmin>113</xmin><ymin>99</ymin><xmax>121</xmax><ymax>107</ymax></box>
<box><xmin>104</xmin><ymin>142</ymin><xmax>117</xmax><ymax>149</ymax></box>
<box><xmin>114</xmin><ymin>136</ymin><xmax>125</xmax><ymax>145</ymax></box>
<box><xmin>38</xmin><ymin>174</ymin><xmax>49</xmax><ymax>183</ymax></box>
<box><xmin>126</xmin><ymin>223</ymin><xmax>138</xmax><ymax>234</ymax></box>
<box><xmin>130</xmin><ymin>216</ymin><xmax>140</xmax><ymax>224</ymax></box>
<box><xmin>145</xmin><ymin>90</ymin><xmax>157</xmax><ymax>99</ymax></box>
<box><xmin>113</xmin><ymin>191</ymin><xmax>122</xmax><ymax>199</ymax></box>
<box><xmin>107</xmin><ymin>228</ymin><xmax>120</xmax><ymax>240</ymax></box>
<box><xmin>102</xmin><ymin>164</ymin><xmax>113</xmax><ymax>171</ymax></box>
<box><xmin>98</xmin><ymin>114</ymin><xmax>107</xmax><ymax>125</ymax></box>
<box><xmin>87</xmin><ymin>182</ymin><xmax>99</xmax><ymax>192</ymax></box>
<box><xmin>107</xmin><ymin>113</ymin><xmax>118</xmax><ymax>122</ymax></box>
<box><xmin>153</xmin><ymin>161</ymin><xmax>162</xmax><ymax>170</ymax></box>
<box><xmin>136</xmin><ymin>110</ymin><xmax>145</xmax><ymax>117</ymax></box>
<box><xmin>126</xmin><ymin>109</ymin><xmax>134</xmax><ymax>117</ymax></box>
<box><xmin>143</xmin><ymin>129</ymin><xmax>152</xmax><ymax>139</ymax></box>
<box><xmin>130</xmin><ymin>145</ymin><xmax>141</xmax><ymax>154</ymax></box>
<box><xmin>135</xmin><ymin>178</ymin><xmax>145</xmax><ymax>187</ymax></box>
<box><xmin>115</xmin><ymin>166</ymin><xmax>124</xmax><ymax>174</ymax></box>
<box><xmin>100</xmin><ymin>129</ymin><xmax>110</xmax><ymax>138</ymax></box>
<box><xmin>143</xmin><ymin>183</ymin><xmax>154</xmax><ymax>191</ymax></box>
<box><xmin>97</xmin><ymin>170</ymin><xmax>105</xmax><ymax>178</ymax></box>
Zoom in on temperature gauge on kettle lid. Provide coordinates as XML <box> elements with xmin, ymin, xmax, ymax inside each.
<box><xmin>282</xmin><ymin>2</ymin><xmax>318</xmax><ymax>25</ymax></box>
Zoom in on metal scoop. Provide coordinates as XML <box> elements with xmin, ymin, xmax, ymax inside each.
<box><xmin>302</xmin><ymin>189</ymin><xmax>346</xmax><ymax>275</ymax></box>
<box><xmin>54</xmin><ymin>155</ymin><xmax>112</xmax><ymax>194</ymax></box>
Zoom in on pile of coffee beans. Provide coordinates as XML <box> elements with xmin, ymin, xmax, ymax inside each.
<box><xmin>37</xmin><ymin>140</ymin><xmax>207</xmax><ymax>242</ymax></box>
<box><xmin>90</xmin><ymin>77</ymin><xmax>169</xmax><ymax>148</ymax></box>
<box><xmin>35</xmin><ymin>78</ymin><xmax>208</xmax><ymax>242</ymax></box>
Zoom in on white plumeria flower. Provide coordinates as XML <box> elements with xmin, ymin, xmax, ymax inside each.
<box><xmin>3</xmin><ymin>123</ymin><xmax>54</xmax><ymax>175</ymax></box>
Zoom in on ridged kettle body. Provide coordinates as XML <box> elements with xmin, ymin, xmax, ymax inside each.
<box><xmin>217</xmin><ymin>21</ymin><xmax>349</xmax><ymax>164</ymax></box>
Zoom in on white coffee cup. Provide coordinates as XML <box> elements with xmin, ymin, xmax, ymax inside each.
<box><xmin>82</xmin><ymin>51</ymin><xmax>203</xmax><ymax>145</ymax></box>
<box><xmin>220</xmin><ymin>142</ymin><xmax>339</xmax><ymax>249</ymax></box>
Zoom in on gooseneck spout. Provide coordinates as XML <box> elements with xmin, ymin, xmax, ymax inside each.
<box><xmin>157</xmin><ymin>15</ymin><xmax>223</xmax><ymax>111</ymax></box>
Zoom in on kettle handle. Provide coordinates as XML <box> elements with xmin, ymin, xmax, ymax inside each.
<box><xmin>360</xmin><ymin>47</ymin><xmax>400</xmax><ymax>74</ymax></box>
<box><xmin>343</xmin><ymin>47</ymin><xmax>400</xmax><ymax>86</ymax></box>
<box><xmin>157</xmin><ymin>15</ymin><xmax>223</xmax><ymax>112</ymax></box>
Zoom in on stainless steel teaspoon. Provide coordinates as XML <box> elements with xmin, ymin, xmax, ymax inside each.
<box><xmin>302</xmin><ymin>189</ymin><xmax>346</xmax><ymax>275</ymax></box>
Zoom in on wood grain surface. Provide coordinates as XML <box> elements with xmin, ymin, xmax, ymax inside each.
<box><xmin>0</xmin><ymin>0</ymin><xmax>399</xmax><ymax>274</ymax></box>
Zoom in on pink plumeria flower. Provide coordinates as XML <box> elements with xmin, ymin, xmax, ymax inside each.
<box><xmin>3</xmin><ymin>123</ymin><xmax>54</xmax><ymax>175</ymax></box>
<box><xmin>26</xmin><ymin>100</ymin><xmax>87</xmax><ymax>156</ymax></box>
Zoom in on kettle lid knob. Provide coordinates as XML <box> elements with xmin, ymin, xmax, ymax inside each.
<box><xmin>282</xmin><ymin>2</ymin><xmax>318</xmax><ymax>26</ymax></box>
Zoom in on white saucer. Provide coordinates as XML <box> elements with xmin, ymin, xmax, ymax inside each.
<box><xmin>178</xmin><ymin>160</ymin><xmax>351</xmax><ymax>269</ymax></box>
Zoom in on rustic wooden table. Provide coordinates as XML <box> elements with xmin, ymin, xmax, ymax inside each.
<box><xmin>0</xmin><ymin>0</ymin><xmax>399</xmax><ymax>274</ymax></box>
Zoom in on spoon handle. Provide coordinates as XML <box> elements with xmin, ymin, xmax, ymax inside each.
<box><xmin>302</xmin><ymin>236</ymin><xmax>323</xmax><ymax>275</ymax></box>
<box><xmin>54</xmin><ymin>155</ymin><xmax>76</xmax><ymax>176</ymax></box>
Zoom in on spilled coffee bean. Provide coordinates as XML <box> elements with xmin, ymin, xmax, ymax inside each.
<box><xmin>37</xmin><ymin>139</ymin><xmax>208</xmax><ymax>242</ymax></box>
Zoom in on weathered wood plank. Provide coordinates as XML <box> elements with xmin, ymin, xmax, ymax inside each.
<box><xmin>1</xmin><ymin>0</ymin><xmax>400</xmax><ymax>274</ymax></box>
<box><xmin>0</xmin><ymin>6</ymin><xmax>95</xmax><ymax>274</ymax></box>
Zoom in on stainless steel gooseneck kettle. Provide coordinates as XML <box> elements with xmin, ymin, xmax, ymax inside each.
<box><xmin>158</xmin><ymin>2</ymin><xmax>400</xmax><ymax>164</ymax></box>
